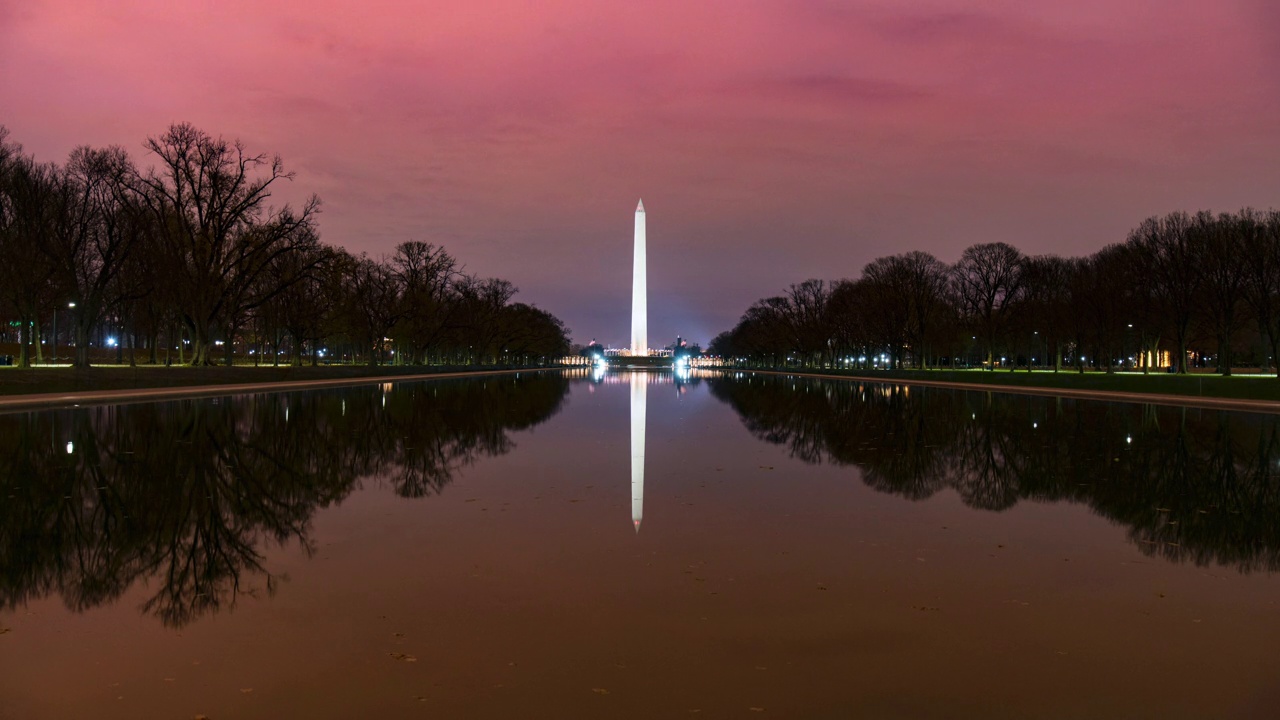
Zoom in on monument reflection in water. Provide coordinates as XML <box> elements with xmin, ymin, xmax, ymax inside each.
<box><xmin>630</xmin><ymin>371</ymin><xmax>646</xmax><ymax>532</ymax></box>
<box><xmin>587</xmin><ymin>365</ymin><xmax>698</xmax><ymax>533</ymax></box>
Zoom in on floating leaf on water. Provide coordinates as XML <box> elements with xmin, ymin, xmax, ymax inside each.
<box><xmin>389</xmin><ymin>653</ymin><xmax>418</xmax><ymax>662</ymax></box>
<box><xmin>592</xmin><ymin>688</ymin><xmax>610</xmax><ymax>695</ymax></box>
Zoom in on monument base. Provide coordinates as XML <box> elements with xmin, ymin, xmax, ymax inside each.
<box><xmin>606</xmin><ymin>355</ymin><xmax>673</xmax><ymax>370</ymax></box>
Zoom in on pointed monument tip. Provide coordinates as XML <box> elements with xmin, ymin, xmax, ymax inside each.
<box><xmin>636</xmin><ymin>199</ymin><xmax>645</xmax><ymax>213</ymax></box>
<box><xmin>634</xmin><ymin>519</ymin><xmax>642</xmax><ymax>533</ymax></box>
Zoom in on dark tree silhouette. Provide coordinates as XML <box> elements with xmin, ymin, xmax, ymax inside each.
<box><xmin>1241</xmin><ymin>209</ymin><xmax>1280</xmax><ymax>377</ymax></box>
<box><xmin>131</xmin><ymin>123</ymin><xmax>321</xmax><ymax>365</ymax></box>
<box><xmin>1128</xmin><ymin>212</ymin><xmax>1201</xmax><ymax>373</ymax></box>
<box><xmin>0</xmin><ymin>374</ymin><xmax>570</xmax><ymax>626</ymax></box>
<box><xmin>951</xmin><ymin>242</ymin><xmax>1025</xmax><ymax>371</ymax></box>
<box><xmin>710</xmin><ymin>373</ymin><xmax>1280</xmax><ymax>573</ymax></box>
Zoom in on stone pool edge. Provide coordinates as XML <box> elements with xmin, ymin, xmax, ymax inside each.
<box><xmin>0</xmin><ymin>368</ymin><xmax>557</xmax><ymax>412</ymax></box>
<box><xmin>738</xmin><ymin>369</ymin><xmax>1280</xmax><ymax>414</ymax></box>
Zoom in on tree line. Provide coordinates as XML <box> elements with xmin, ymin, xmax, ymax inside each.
<box><xmin>709</xmin><ymin>210</ymin><xmax>1280</xmax><ymax>376</ymax></box>
<box><xmin>0</xmin><ymin>123</ymin><xmax>570</xmax><ymax>368</ymax></box>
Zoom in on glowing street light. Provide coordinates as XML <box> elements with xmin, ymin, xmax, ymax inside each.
<box><xmin>51</xmin><ymin>301</ymin><xmax>77</xmax><ymax>366</ymax></box>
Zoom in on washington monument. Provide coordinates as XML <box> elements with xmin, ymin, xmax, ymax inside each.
<box><xmin>630</xmin><ymin>199</ymin><xmax>647</xmax><ymax>356</ymax></box>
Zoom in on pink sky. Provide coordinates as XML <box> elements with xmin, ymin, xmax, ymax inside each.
<box><xmin>3</xmin><ymin>0</ymin><xmax>1279</xmax><ymax>344</ymax></box>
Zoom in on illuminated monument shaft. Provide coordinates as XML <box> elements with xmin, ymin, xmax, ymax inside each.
<box><xmin>630</xmin><ymin>372</ymin><xmax>646</xmax><ymax>531</ymax></box>
<box><xmin>630</xmin><ymin>199</ymin><xmax>647</xmax><ymax>355</ymax></box>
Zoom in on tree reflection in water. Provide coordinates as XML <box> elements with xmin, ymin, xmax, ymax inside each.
<box><xmin>0</xmin><ymin>374</ymin><xmax>568</xmax><ymax>627</ymax></box>
<box><xmin>710</xmin><ymin>374</ymin><xmax>1280</xmax><ymax>574</ymax></box>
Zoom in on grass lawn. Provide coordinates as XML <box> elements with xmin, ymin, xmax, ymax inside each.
<box><xmin>0</xmin><ymin>363</ymin><xmax>549</xmax><ymax>397</ymax></box>
<box><xmin>767</xmin><ymin>367</ymin><xmax>1280</xmax><ymax>402</ymax></box>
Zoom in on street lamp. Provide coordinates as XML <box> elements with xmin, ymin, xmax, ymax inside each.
<box><xmin>51</xmin><ymin>301</ymin><xmax>75</xmax><ymax>366</ymax></box>
<box><xmin>67</xmin><ymin>302</ymin><xmax>76</xmax><ymax>365</ymax></box>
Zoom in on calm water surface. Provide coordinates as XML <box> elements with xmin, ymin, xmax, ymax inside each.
<box><xmin>3</xmin><ymin>369</ymin><xmax>1280</xmax><ymax>719</ymax></box>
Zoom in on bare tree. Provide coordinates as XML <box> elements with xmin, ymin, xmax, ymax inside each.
<box><xmin>1198</xmin><ymin>211</ymin><xmax>1248</xmax><ymax>375</ymax></box>
<box><xmin>1128</xmin><ymin>212</ymin><xmax>1200</xmax><ymax>373</ymax></box>
<box><xmin>1071</xmin><ymin>244</ymin><xmax>1134</xmax><ymax>373</ymax></box>
<box><xmin>1018</xmin><ymin>255</ymin><xmax>1073</xmax><ymax>372</ymax></box>
<box><xmin>47</xmin><ymin>146</ymin><xmax>147</xmax><ymax>367</ymax></box>
<box><xmin>451</xmin><ymin>276</ymin><xmax>517</xmax><ymax>364</ymax></box>
<box><xmin>495</xmin><ymin>303</ymin><xmax>571</xmax><ymax>360</ymax></box>
<box><xmin>390</xmin><ymin>241</ymin><xmax>459</xmax><ymax>363</ymax></box>
<box><xmin>1242</xmin><ymin>209</ymin><xmax>1280</xmax><ymax>377</ymax></box>
<box><xmin>825</xmin><ymin>279</ymin><xmax>870</xmax><ymax>367</ymax></box>
<box><xmin>781</xmin><ymin>279</ymin><xmax>832</xmax><ymax>367</ymax></box>
<box><xmin>0</xmin><ymin>140</ymin><xmax>59</xmax><ymax>367</ymax></box>
<box><xmin>344</xmin><ymin>255</ymin><xmax>403</xmax><ymax>366</ymax></box>
<box><xmin>862</xmin><ymin>252</ymin><xmax>951</xmax><ymax>368</ymax></box>
<box><xmin>855</xmin><ymin>271</ymin><xmax>910</xmax><ymax>367</ymax></box>
<box><xmin>951</xmin><ymin>242</ymin><xmax>1025</xmax><ymax>370</ymax></box>
<box><xmin>131</xmin><ymin>123</ymin><xmax>319</xmax><ymax>365</ymax></box>
<box><xmin>265</xmin><ymin>241</ymin><xmax>335</xmax><ymax>365</ymax></box>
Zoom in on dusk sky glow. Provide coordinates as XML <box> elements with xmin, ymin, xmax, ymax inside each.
<box><xmin>4</xmin><ymin>1</ymin><xmax>1280</xmax><ymax>345</ymax></box>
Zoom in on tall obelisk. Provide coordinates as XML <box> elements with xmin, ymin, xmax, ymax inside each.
<box><xmin>630</xmin><ymin>199</ymin><xmax>647</xmax><ymax>356</ymax></box>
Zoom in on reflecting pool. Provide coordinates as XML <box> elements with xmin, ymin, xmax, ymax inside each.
<box><xmin>2</xmin><ymin>370</ymin><xmax>1280</xmax><ymax>719</ymax></box>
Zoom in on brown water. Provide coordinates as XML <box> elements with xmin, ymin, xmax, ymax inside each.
<box><xmin>2</xmin><ymin>369</ymin><xmax>1280</xmax><ymax>719</ymax></box>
